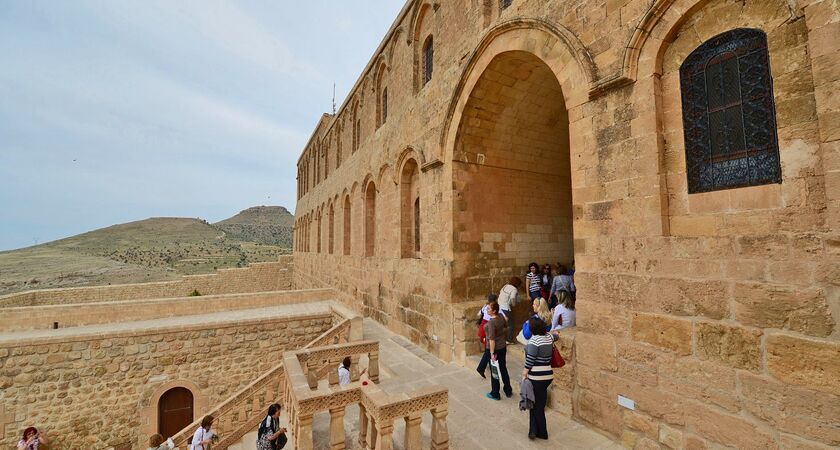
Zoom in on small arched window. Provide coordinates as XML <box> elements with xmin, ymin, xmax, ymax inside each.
<box><xmin>500</xmin><ymin>0</ymin><xmax>512</xmax><ymax>9</ymax></box>
<box><xmin>365</xmin><ymin>182</ymin><xmax>376</xmax><ymax>257</ymax></box>
<box><xmin>382</xmin><ymin>87</ymin><xmax>388</xmax><ymax>124</ymax></box>
<box><xmin>343</xmin><ymin>195</ymin><xmax>351</xmax><ymax>256</ymax></box>
<box><xmin>679</xmin><ymin>28</ymin><xmax>781</xmax><ymax>193</ymax></box>
<box><xmin>423</xmin><ymin>36</ymin><xmax>434</xmax><ymax>86</ymax></box>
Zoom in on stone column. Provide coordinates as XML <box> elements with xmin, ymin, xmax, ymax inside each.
<box><xmin>328</xmin><ymin>357</ymin><xmax>340</xmax><ymax>386</ymax></box>
<box><xmin>329</xmin><ymin>406</ymin><xmax>346</xmax><ymax>450</ymax></box>
<box><xmin>368</xmin><ymin>351</ymin><xmax>380</xmax><ymax>383</ymax></box>
<box><xmin>358</xmin><ymin>403</ymin><xmax>368</xmax><ymax>448</ymax></box>
<box><xmin>374</xmin><ymin>419</ymin><xmax>393</xmax><ymax>450</ymax></box>
<box><xmin>307</xmin><ymin>361</ymin><xmax>319</xmax><ymax>389</ymax></box>
<box><xmin>297</xmin><ymin>414</ymin><xmax>314</xmax><ymax>450</ymax></box>
<box><xmin>366</xmin><ymin>412</ymin><xmax>378</xmax><ymax>450</ymax></box>
<box><xmin>350</xmin><ymin>355</ymin><xmax>362</xmax><ymax>382</ymax></box>
<box><xmin>430</xmin><ymin>407</ymin><xmax>449</xmax><ymax>450</ymax></box>
<box><xmin>403</xmin><ymin>414</ymin><xmax>422</xmax><ymax>450</ymax></box>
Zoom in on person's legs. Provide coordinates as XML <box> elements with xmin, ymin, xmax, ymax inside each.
<box><xmin>497</xmin><ymin>348</ymin><xmax>512</xmax><ymax>397</ymax></box>
<box><xmin>489</xmin><ymin>361</ymin><xmax>500</xmax><ymax>399</ymax></box>
<box><xmin>529</xmin><ymin>290</ymin><xmax>541</xmax><ymax>300</ymax></box>
<box><xmin>476</xmin><ymin>348</ymin><xmax>490</xmax><ymax>376</ymax></box>
<box><xmin>533</xmin><ymin>379</ymin><xmax>551</xmax><ymax>439</ymax></box>
<box><xmin>501</xmin><ymin>309</ymin><xmax>514</xmax><ymax>342</ymax></box>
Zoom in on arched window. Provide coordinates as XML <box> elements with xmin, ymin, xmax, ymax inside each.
<box><xmin>680</xmin><ymin>28</ymin><xmax>781</xmax><ymax>193</ymax></box>
<box><xmin>423</xmin><ymin>36</ymin><xmax>434</xmax><ymax>86</ymax></box>
<box><xmin>355</xmin><ymin>119</ymin><xmax>361</xmax><ymax>152</ymax></box>
<box><xmin>158</xmin><ymin>387</ymin><xmax>193</xmax><ymax>438</ymax></box>
<box><xmin>365</xmin><ymin>182</ymin><xmax>376</xmax><ymax>257</ymax></box>
<box><xmin>500</xmin><ymin>0</ymin><xmax>512</xmax><ymax>9</ymax></box>
<box><xmin>343</xmin><ymin>195</ymin><xmax>352</xmax><ymax>256</ymax></box>
<box><xmin>328</xmin><ymin>203</ymin><xmax>335</xmax><ymax>254</ymax></box>
<box><xmin>400</xmin><ymin>159</ymin><xmax>420</xmax><ymax>258</ymax></box>
<box><xmin>382</xmin><ymin>87</ymin><xmax>388</xmax><ymax>124</ymax></box>
<box><xmin>316</xmin><ymin>210</ymin><xmax>322</xmax><ymax>253</ymax></box>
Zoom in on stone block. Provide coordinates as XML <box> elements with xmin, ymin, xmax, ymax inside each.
<box><xmin>659</xmin><ymin>356</ymin><xmax>739</xmax><ymax>412</ymax></box>
<box><xmin>623</xmin><ymin>410</ymin><xmax>658</xmax><ymax>438</ymax></box>
<box><xmin>684</xmin><ymin>400</ymin><xmax>776</xmax><ymax>449</ymax></box>
<box><xmin>576</xmin><ymin>333</ymin><xmax>617</xmax><ymax>371</ymax></box>
<box><xmin>695</xmin><ymin>321</ymin><xmax>762</xmax><ymax>371</ymax></box>
<box><xmin>650</xmin><ymin>278</ymin><xmax>729</xmax><ymax>319</ymax></box>
<box><xmin>659</xmin><ymin>424</ymin><xmax>682</xmax><ymax>449</ymax></box>
<box><xmin>631</xmin><ymin>313</ymin><xmax>692</xmax><ymax>355</ymax></box>
<box><xmin>766</xmin><ymin>334</ymin><xmax>840</xmax><ymax>394</ymax></box>
<box><xmin>740</xmin><ymin>372</ymin><xmax>840</xmax><ymax>446</ymax></box>
<box><xmin>733</xmin><ymin>282</ymin><xmax>834</xmax><ymax>337</ymax></box>
<box><xmin>577</xmin><ymin>389</ymin><xmax>622</xmax><ymax>437</ymax></box>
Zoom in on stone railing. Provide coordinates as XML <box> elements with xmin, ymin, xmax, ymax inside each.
<box><xmin>281</xmin><ymin>340</ymin><xmax>449</xmax><ymax>450</ymax></box>
<box><xmin>168</xmin><ymin>303</ymin><xmax>359</xmax><ymax>450</ymax></box>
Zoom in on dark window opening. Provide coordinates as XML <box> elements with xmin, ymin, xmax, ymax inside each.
<box><xmin>679</xmin><ymin>28</ymin><xmax>781</xmax><ymax>193</ymax></box>
<box><xmin>423</xmin><ymin>36</ymin><xmax>434</xmax><ymax>86</ymax></box>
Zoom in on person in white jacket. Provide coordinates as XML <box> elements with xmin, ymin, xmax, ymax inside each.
<box><xmin>190</xmin><ymin>415</ymin><xmax>215</xmax><ymax>450</ymax></box>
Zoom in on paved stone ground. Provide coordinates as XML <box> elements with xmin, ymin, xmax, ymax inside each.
<box><xmin>296</xmin><ymin>319</ymin><xmax>620</xmax><ymax>450</ymax></box>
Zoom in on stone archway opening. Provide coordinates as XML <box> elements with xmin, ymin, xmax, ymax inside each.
<box><xmin>452</xmin><ymin>50</ymin><xmax>574</xmax><ymax>331</ymax></box>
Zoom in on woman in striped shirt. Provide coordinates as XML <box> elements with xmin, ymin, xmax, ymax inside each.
<box><xmin>525</xmin><ymin>262</ymin><xmax>542</xmax><ymax>300</ymax></box>
<box><xmin>521</xmin><ymin>317</ymin><xmax>560</xmax><ymax>440</ymax></box>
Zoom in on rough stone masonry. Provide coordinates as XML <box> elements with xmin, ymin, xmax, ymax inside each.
<box><xmin>293</xmin><ymin>0</ymin><xmax>840</xmax><ymax>448</ymax></box>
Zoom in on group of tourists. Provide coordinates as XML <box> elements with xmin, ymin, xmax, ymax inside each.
<box><xmin>475</xmin><ymin>261</ymin><xmax>577</xmax><ymax>441</ymax></box>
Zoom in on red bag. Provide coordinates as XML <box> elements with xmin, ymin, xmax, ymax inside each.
<box><xmin>550</xmin><ymin>345</ymin><xmax>565</xmax><ymax>368</ymax></box>
<box><xmin>477</xmin><ymin>319</ymin><xmax>488</xmax><ymax>347</ymax></box>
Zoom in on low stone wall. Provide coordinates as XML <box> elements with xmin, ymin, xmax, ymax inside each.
<box><xmin>0</xmin><ymin>288</ymin><xmax>334</xmax><ymax>332</ymax></box>
<box><xmin>0</xmin><ymin>307</ymin><xmax>334</xmax><ymax>450</ymax></box>
<box><xmin>0</xmin><ymin>256</ymin><xmax>293</xmax><ymax>307</ymax></box>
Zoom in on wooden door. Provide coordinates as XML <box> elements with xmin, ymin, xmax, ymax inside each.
<box><xmin>158</xmin><ymin>387</ymin><xmax>194</xmax><ymax>439</ymax></box>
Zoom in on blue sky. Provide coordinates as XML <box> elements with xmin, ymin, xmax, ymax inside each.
<box><xmin>0</xmin><ymin>1</ymin><xmax>404</xmax><ymax>251</ymax></box>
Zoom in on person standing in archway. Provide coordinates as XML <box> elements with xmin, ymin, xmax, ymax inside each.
<box><xmin>525</xmin><ymin>262</ymin><xmax>542</xmax><ymax>301</ymax></box>
<box><xmin>485</xmin><ymin>301</ymin><xmax>512</xmax><ymax>400</ymax></box>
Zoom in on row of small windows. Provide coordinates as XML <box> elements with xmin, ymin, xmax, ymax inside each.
<box><xmin>295</xmin><ymin>159</ymin><xmax>422</xmax><ymax>259</ymax></box>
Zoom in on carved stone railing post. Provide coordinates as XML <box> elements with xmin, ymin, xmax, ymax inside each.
<box><xmin>366</xmin><ymin>411</ymin><xmax>378</xmax><ymax>450</ymax></box>
<box><xmin>329</xmin><ymin>406</ymin><xmax>346</xmax><ymax>450</ymax></box>
<box><xmin>404</xmin><ymin>414</ymin><xmax>422</xmax><ymax>450</ymax></box>
<box><xmin>350</xmin><ymin>355</ymin><xmax>361</xmax><ymax>382</ymax></box>
<box><xmin>374</xmin><ymin>419</ymin><xmax>393</xmax><ymax>450</ymax></box>
<box><xmin>430</xmin><ymin>407</ymin><xmax>449</xmax><ymax>450</ymax></box>
<box><xmin>306</xmin><ymin>361</ymin><xmax>318</xmax><ymax>389</ymax></box>
<box><xmin>328</xmin><ymin>357</ymin><xmax>340</xmax><ymax>386</ymax></box>
<box><xmin>358</xmin><ymin>403</ymin><xmax>368</xmax><ymax>448</ymax></box>
<box><xmin>297</xmin><ymin>414</ymin><xmax>314</xmax><ymax>450</ymax></box>
<box><xmin>368</xmin><ymin>351</ymin><xmax>380</xmax><ymax>383</ymax></box>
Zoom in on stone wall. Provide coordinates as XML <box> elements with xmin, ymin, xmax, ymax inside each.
<box><xmin>293</xmin><ymin>0</ymin><xmax>839</xmax><ymax>448</ymax></box>
<box><xmin>0</xmin><ymin>256</ymin><xmax>293</xmax><ymax>307</ymax></box>
<box><xmin>0</xmin><ymin>288</ymin><xmax>334</xmax><ymax>332</ymax></box>
<box><xmin>0</xmin><ymin>310</ymin><xmax>333</xmax><ymax>449</ymax></box>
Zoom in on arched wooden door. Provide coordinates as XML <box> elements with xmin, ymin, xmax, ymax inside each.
<box><xmin>158</xmin><ymin>387</ymin><xmax>194</xmax><ymax>438</ymax></box>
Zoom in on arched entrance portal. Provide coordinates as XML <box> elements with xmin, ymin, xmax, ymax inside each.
<box><xmin>452</xmin><ymin>49</ymin><xmax>574</xmax><ymax>328</ymax></box>
<box><xmin>158</xmin><ymin>387</ymin><xmax>194</xmax><ymax>439</ymax></box>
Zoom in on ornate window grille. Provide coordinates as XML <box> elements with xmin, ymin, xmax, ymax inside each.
<box><xmin>423</xmin><ymin>36</ymin><xmax>434</xmax><ymax>85</ymax></box>
<box><xmin>679</xmin><ymin>28</ymin><xmax>781</xmax><ymax>193</ymax></box>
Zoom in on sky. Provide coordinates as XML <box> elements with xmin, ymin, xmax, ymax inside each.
<box><xmin>0</xmin><ymin>0</ymin><xmax>405</xmax><ymax>251</ymax></box>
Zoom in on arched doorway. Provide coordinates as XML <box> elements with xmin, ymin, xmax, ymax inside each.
<box><xmin>158</xmin><ymin>387</ymin><xmax>193</xmax><ymax>438</ymax></box>
<box><xmin>452</xmin><ymin>49</ymin><xmax>574</xmax><ymax>331</ymax></box>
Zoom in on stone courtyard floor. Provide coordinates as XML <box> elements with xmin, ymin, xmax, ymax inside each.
<box><xmin>255</xmin><ymin>318</ymin><xmax>621</xmax><ymax>450</ymax></box>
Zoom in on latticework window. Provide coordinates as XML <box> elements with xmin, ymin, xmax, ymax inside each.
<box><xmin>423</xmin><ymin>36</ymin><xmax>434</xmax><ymax>85</ymax></box>
<box><xmin>679</xmin><ymin>28</ymin><xmax>781</xmax><ymax>194</ymax></box>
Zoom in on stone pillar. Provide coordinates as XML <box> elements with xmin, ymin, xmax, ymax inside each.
<box><xmin>366</xmin><ymin>412</ymin><xmax>378</xmax><ymax>450</ymax></box>
<box><xmin>307</xmin><ymin>361</ymin><xmax>318</xmax><ymax>389</ymax></box>
<box><xmin>403</xmin><ymin>414</ymin><xmax>422</xmax><ymax>450</ymax></box>
<box><xmin>350</xmin><ymin>355</ymin><xmax>362</xmax><ymax>382</ymax></box>
<box><xmin>368</xmin><ymin>351</ymin><xmax>380</xmax><ymax>383</ymax></box>
<box><xmin>297</xmin><ymin>414</ymin><xmax>314</xmax><ymax>450</ymax></box>
<box><xmin>328</xmin><ymin>358</ymin><xmax>340</xmax><ymax>386</ymax></box>
<box><xmin>358</xmin><ymin>403</ymin><xmax>368</xmax><ymax>448</ymax></box>
<box><xmin>329</xmin><ymin>406</ymin><xmax>346</xmax><ymax>450</ymax></box>
<box><xmin>430</xmin><ymin>407</ymin><xmax>449</xmax><ymax>450</ymax></box>
<box><xmin>374</xmin><ymin>419</ymin><xmax>393</xmax><ymax>450</ymax></box>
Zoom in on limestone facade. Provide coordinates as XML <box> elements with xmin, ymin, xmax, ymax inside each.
<box><xmin>293</xmin><ymin>0</ymin><xmax>839</xmax><ymax>448</ymax></box>
<box><xmin>0</xmin><ymin>309</ymin><xmax>333</xmax><ymax>449</ymax></box>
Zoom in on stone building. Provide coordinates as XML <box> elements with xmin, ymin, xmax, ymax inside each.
<box><xmin>294</xmin><ymin>0</ymin><xmax>839</xmax><ymax>448</ymax></box>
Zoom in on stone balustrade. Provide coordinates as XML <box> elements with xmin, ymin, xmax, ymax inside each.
<box><xmin>281</xmin><ymin>338</ymin><xmax>448</xmax><ymax>450</ymax></box>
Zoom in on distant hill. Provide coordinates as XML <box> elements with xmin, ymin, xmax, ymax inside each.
<box><xmin>0</xmin><ymin>206</ymin><xmax>294</xmax><ymax>296</ymax></box>
<box><xmin>213</xmin><ymin>206</ymin><xmax>294</xmax><ymax>246</ymax></box>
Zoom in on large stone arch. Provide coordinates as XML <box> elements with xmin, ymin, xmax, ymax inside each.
<box><xmin>439</xmin><ymin>18</ymin><xmax>596</xmax><ymax>164</ymax></box>
<box><xmin>445</xmin><ymin>19</ymin><xmax>591</xmax><ymax>314</ymax></box>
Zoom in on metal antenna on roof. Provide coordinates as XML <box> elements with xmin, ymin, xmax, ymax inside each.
<box><xmin>332</xmin><ymin>83</ymin><xmax>336</xmax><ymax>115</ymax></box>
